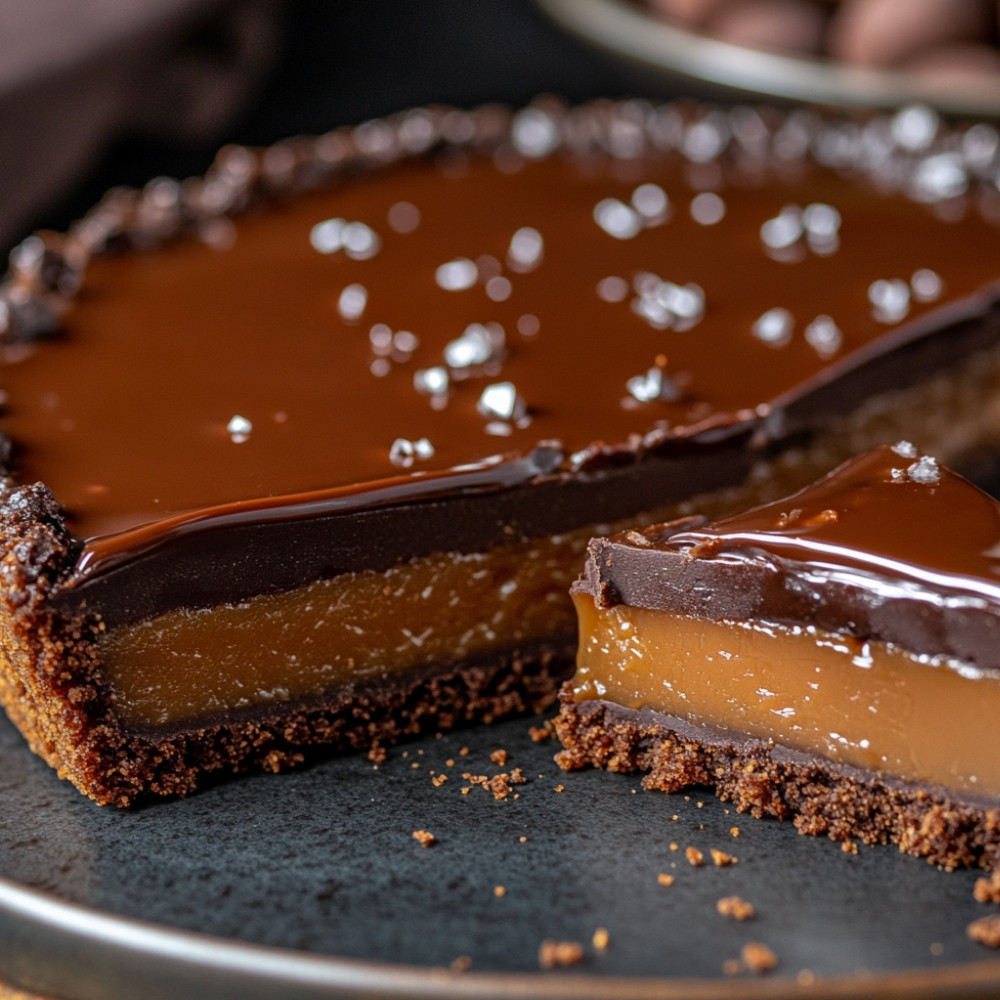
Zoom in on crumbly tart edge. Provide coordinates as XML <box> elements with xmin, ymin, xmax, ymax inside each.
<box><xmin>554</xmin><ymin>688</ymin><xmax>1000</xmax><ymax>871</ymax></box>
<box><xmin>0</xmin><ymin>479</ymin><xmax>573</xmax><ymax>806</ymax></box>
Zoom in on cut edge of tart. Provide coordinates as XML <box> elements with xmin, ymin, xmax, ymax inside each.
<box><xmin>556</xmin><ymin>443</ymin><xmax>1000</xmax><ymax>870</ymax></box>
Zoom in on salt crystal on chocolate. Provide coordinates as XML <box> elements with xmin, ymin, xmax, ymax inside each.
<box><xmin>436</xmin><ymin>259</ymin><xmax>478</xmax><ymax>291</ymax></box>
<box><xmin>753</xmin><ymin>308</ymin><xmax>793</xmax><ymax>347</ymax></box>
<box><xmin>227</xmin><ymin>415</ymin><xmax>251</xmax><ymax>443</ymax></box>
<box><xmin>594</xmin><ymin>198</ymin><xmax>642</xmax><ymax>240</ymax></box>
<box><xmin>477</xmin><ymin>382</ymin><xmax>525</xmax><ymax>422</ymax></box>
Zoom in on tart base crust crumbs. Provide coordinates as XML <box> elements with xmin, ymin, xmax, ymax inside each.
<box><xmin>554</xmin><ymin>690</ymin><xmax>1000</xmax><ymax>871</ymax></box>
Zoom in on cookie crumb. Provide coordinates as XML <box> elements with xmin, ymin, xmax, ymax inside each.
<box><xmin>730</xmin><ymin>826</ymin><xmax>740</xmax><ymax>838</ymax></box>
<box><xmin>432</xmin><ymin>774</ymin><xmax>448</xmax><ymax>787</ymax></box>
<box><xmin>461</xmin><ymin>787</ymin><xmax>470</xmax><ymax>795</ymax></box>
<box><xmin>459</xmin><ymin>746</ymin><xmax>470</xmax><ymax>756</ymax></box>
<box><xmin>450</xmin><ymin>956</ymin><xmax>472</xmax><ymax>972</ymax></box>
<box><xmin>412</xmin><ymin>829</ymin><xmax>436</xmax><ymax>847</ymax></box>
<box><xmin>669</xmin><ymin>842</ymin><xmax>678</xmax><ymax>852</ymax></box>
<box><xmin>974</xmin><ymin>870</ymin><xmax>1000</xmax><ymax>903</ymax></box>
<box><xmin>554</xmin><ymin>784</ymin><xmax>565</xmax><ymax>793</ymax></box>
<box><xmin>592</xmin><ymin>927</ymin><xmax>610</xmax><ymax>951</ymax></box>
<box><xmin>488</xmin><ymin>774</ymin><xmax>515</xmax><ymax>800</ymax></box>
<box><xmin>711</xmin><ymin>848</ymin><xmax>736</xmax><ymax>867</ymax></box>
<box><xmin>716</xmin><ymin>896</ymin><xmax>755</xmax><ymax>921</ymax></box>
<box><xmin>367</xmin><ymin>744</ymin><xmax>387</xmax><ymax>763</ymax></box>
<box><xmin>529</xmin><ymin>720</ymin><xmax>555</xmax><ymax>742</ymax></box>
<box><xmin>657</xmin><ymin>873</ymin><xmax>675</xmax><ymax>887</ymax></box>
<box><xmin>741</xmin><ymin>942</ymin><xmax>778</xmax><ymax>973</ymax></box>
<box><xmin>841</xmin><ymin>840</ymin><xmax>858</xmax><ymax>855</ymax></box>
<box><xmin>490</xmin><ymin>749</ymin><xmax>508</xmax><ymax>766</ymax></box>
<box><xmin>494</xmin><ymin>885</ymin><xmax>506</xmax><ymax>897</ymax></box>
<box><xmin>463</xmin><ymin>768</ymin><xmax>527</xmax><ymax>800</ymax></box>
<box><xmin>538</xmin><ymin>940</ymin><xmax>584</xmax><ymax>969</ymax></box>
<box><xmin>930</xmin><ymin>942</ymin><xmax>944</xmax><ymax>956</ymax></box>
<box><xmin>967</xmin><ymin>914</ymin><xmax>1000</xmax><ymax>947</ymax></box>
<box><xmin>519</xmin><ymin>835</ymin><xmax>528</xmax><ymax>843</ymax></box>
<box><xmin>686</xmin><ymin>847</ymin><xmax>704</xmax><ymax>867</ymax></box>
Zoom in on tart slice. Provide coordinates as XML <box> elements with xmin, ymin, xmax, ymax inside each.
<box><xmin>557</xmin><ymin>444</ymin><xmax>1000</xmax><ymax>869</ymax></box>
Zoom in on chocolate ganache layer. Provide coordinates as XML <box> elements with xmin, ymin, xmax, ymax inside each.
<box><xmin>558</xmin><ymin>444</ymin><xmax>1000</xmax><ymax>865</ymax></box>
<box><xmin>2</xmin><ymin>101</ymin><xmax>1000</xmax><ymax>625</ymax></box>
<box><xmin>6</xmin><ymin>100</ymin><xmax>1000</xmax><ymax>802</ymax></box>
<box><xmin>576</xmin><ymin>444</ymin><xmax>1000</xmax><ymax>669</ymax></box>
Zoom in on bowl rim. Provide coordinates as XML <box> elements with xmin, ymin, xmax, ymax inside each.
<box><xmin>536</xmin><ymin>0</ymin><xmax>1000</xmax><ymax>116</ymax></box>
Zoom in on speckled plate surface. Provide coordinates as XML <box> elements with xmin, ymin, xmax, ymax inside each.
<box><xmin>3</xmin><ymin>708</ymin><xmax>1000</xmax><ymax>1000</ymax></box>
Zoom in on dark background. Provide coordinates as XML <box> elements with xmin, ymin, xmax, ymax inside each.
<box><xmin>29</xmin><ymin>0</ymin><xmax>671</xmax><ymax>245</ymax></box>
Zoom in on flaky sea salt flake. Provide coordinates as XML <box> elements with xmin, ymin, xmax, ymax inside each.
<box><xmin>338</xmin><ymin>283</ymin><xmax>368</xmax><ymax>321</ymax></box>
<box><xmin>597</xmin><ymin>276</ymin><xmax>629</xmax><ymax>302</ymax></box>
<box><xmin>911</xmin><ymin>268</ymin><xmax>943</xmax><ymax>302</ymax></box>
<box><xmin>690</xmin><ymin>192</ymin><xmax>725</xmax><ymax>225</ymax></box>
<box><xmin>507</xmin><ymin>227</ymin><xmax>544</xmax><ymax>271</ymax></box>
<box><xmin>891</xmin><ymin>105</ymin><xmax>939</xmax><ymax>153</ymax></box>
<box><xmin>227</xmin><ymin>415</ymin><xmax>251</xmax><ymax>443</ymax></box>
<box><xmin>752</xmin><ymin>308</ymin><xmax>793</xmax><ymax>347</ymax></box>
<box><xmin>436</xmin><ymin>258</ymin><xmax>478</xmax><ymax>291</ymax></box>
<box><xmin>512</xmin><ymin>108</ymin><xmax>560</xmax><ymax>158</ymax></box>
<box><xmin>342</xmin><ymin>221</ymin><xmax>381</xmax><ymax>260</ymax></box>
<box><xmin>907</xmin><ymin>455</ymin><xmax>940</xmax><ymax>484</ymax></box>
<box><xmin>444</xmin><ymin>323</ymin><xmax>495</xmax><ymax>368</ymax></box>
<box><xmin>868</xmin><ymin>278</ymin><xmax>910</xmax><ymax>323</ymax></box>
<box><xmin>760</xmin><ymin>206</ymin><xmax>802</xmax><ymax>250</ymax></box>
<box><xmin>631</xmin><ymin>183</ymin><xmax>668</xmax><ymax>222</ymax></box>
<box><xmin>910</xmin><ymin>153</ymin><xmax>967</xmax><ymax>203</ymax></box>
<box><xmin>414</xmin><ymin>366</ymin><xmax>449</xmax><ymax>396</ymax></box>
<box><xmin>389</xmin><ymin>437</ymin><xmax>433</xmax><ymax>468</ymax></box>
<box><xmin>594</xmin><ymin>198</ymin><xmax>642</xmax><ymax>240</ymax></box>
<box><xmin>309</xmin><ymin>218</ymin><xmax>345</xmax><ymax>254</ymax></box>
<box><xmin>804</xmin><ymin>315</ymin><xmax>842</xmax><ymax>358</ymax></box>
<box><xmin>477</xmin><ymin>382</ymin><xmax>525</xmax><ymax>422</ymax></box>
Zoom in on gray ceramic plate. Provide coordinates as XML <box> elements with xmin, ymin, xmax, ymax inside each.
<box><xmin>536</xmin><ymin>0</ymin><xmax>1000</xmax><ymax>116</ymax></box>
<box><xmin>4</xmin><ymin>708</ymin><xmax>1000</xmax><ymax>999</ymax></box>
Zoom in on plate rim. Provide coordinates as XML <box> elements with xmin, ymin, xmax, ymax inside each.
<box><xmin>4</xmin><ymin>874</ymin><xmax>1000</xmax><ymax>1000</ymax></box>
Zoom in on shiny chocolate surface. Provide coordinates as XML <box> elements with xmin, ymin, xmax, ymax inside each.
<box><xmin>4</xmin><ymin>104</ymin><xmax>1000</xmax><ymax>587</ymax></box>
<box><xmin>669</xmin><ymin>443</ymin><xmax>1000</xmax><ymax>595</ymax></box>
<box><xmin>582</xmin><ymin>445</ymin><xmax>1000</xmax><ymax>670</ymax></box>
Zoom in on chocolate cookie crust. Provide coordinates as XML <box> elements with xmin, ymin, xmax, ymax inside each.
<box><xmin>555</xmin><ymin>695</ymin><xmax>1000</xmax><ymax>870</ymax></box>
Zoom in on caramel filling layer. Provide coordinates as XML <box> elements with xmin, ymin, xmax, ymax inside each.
<box><xmin>100</xmin><ymin>534</ymin><xmax>585</xmax><ymax>729</ymax></box>
<box><xmin>572</xmin><ymin>596</ymin><xmax>1000</xmax><ymax>797</ymax></box>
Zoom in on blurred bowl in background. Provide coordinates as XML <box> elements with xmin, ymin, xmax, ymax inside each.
<box><xmin>536</xmin><ymin>0</ymin><xmax>1000</xmax><ymax>115</ymax></box>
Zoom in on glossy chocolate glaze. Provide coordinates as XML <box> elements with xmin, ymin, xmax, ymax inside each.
<box><xmin>580</xmin><ymin>444</ymin><xmax>1000</xmax><ymax>670</ymax></box>
<box><xmin>5</xmin><ymin>102</ymin><xmax>1000</xmax><ymax>624</ymax></box>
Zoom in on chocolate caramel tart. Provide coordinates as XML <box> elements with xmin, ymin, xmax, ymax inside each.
<box><xmin>556</xmin><ymin>444</ymin><xmax>1000</xmax><ymax>869</ymax></box>
<box><xmin>5</xmin><ymin>101</ymin><xmax>1000</xmax><ymax>805</ymax></box>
